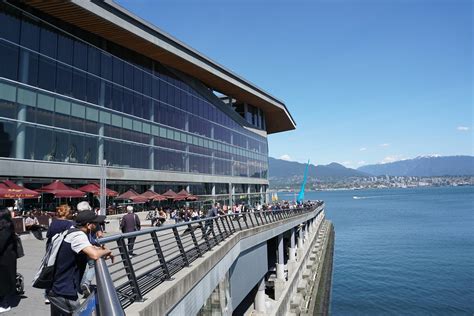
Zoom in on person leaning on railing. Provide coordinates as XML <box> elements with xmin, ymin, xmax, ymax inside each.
<box><xmin>47</xmin><ymin>210</ymin><xmax>113</xmax><ymax>316</ymax></box>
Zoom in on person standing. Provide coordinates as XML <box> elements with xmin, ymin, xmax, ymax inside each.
<box><xmin>44</xmin><ymin>204</ymin><xmax>74</xmax><ymax>305</ymax></box>
<box><xmin>202</xmin><ymin>203</ymin><xmax>218</xmax><ymax>236</ymax></box>
<box><xmin>0</xmin><ymin>208</ymin><xmax>17</xmax><ymax>313</ymax></box>
<box><xmin>120</xmin><ymin>206</ymin><xmax>141</xmax><ymax>256</ymax></box>
<box><xmin>47</xmin><ymin>210</ymin><xmax>113</xmax><ymax>316</ymax></box>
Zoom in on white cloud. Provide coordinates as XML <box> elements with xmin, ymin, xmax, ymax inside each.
<box><xmin>457</xmin><ymin>126</ymin><xmax>470</xmax><ymax>131</ymax></box>
<box><xmin>379</xmin><ymin>143</ymin><xmax>390</xmax><ymax>147</ymax></box>
<box><xmin>357</xmin><ymin>161</ymin><xmax>366</xmax><ymax>165</ymax></box>
<box><xmin>342</xmin><ymin>161</ymin><xmax>353</xmax><ymax>167</ymax></box>
<box><xmin>279</xmin><ymin>154</ymin><xmax>292</xmax><ymax>161</ymax></box>
<box><xmin>359</xmin><ymin>147</ymin><xmax>367</xmax><ymax>151</ymax></box>
<box><xmin>381</xmin><ymin>155</ymin><xmax>403</xmax><ymax>164</ymax></box>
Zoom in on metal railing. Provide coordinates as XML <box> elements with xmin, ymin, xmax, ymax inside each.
<box><xmin>97</xmin><ymin>202</ymin><xmax>323</xmax><ymax>310</ymax></box>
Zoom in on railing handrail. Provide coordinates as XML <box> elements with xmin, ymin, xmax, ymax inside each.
<box><xmin>95</xmin><ymin>201</ymin><xmax>324</xmax><ymax>311</ymax></box>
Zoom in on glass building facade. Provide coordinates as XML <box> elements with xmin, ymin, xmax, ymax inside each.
<box><xmin>0</xmin><ymin>2</ymin><xmax>293</xmax><ymax>201</ymax></box>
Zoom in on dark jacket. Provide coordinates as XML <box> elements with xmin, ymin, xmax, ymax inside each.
<box><xmin>0</xmin><ymin>218</ymin><xmax>17</xmax><ymax>297</ymax></box>
<box><xmin>120</xmin><ymin>213</ymin><xmax>140</xmax><ymax>233</ymax></box>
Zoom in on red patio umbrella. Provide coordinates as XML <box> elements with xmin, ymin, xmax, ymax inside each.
<box><xmin>78</xmin><ymin>183</ymin><xmax>118</xmax><ymax>197</ymax></box>
<box><xmin>37</xmin><ymin>180</ymin><xmax>85</xmax><ymax>198</ymax></box>
<box><xmin>116</xmin><ymin>189</ymin><xmax>139</xmax><ymax>200</ymax></box>
<box><xmin>139</xmin><ymin>190</ymin><xmax>167</xmax><ymax>201</ymax></box>
<box><xmin>175</xmin><ymin>189</ymin><xmax>198</xmax><ymax>201</ymax></box>
<box><xmin>0</xmin><ymin>180</ymin><xmax>40</xmax><ymax>199</ymax></box>
<box><xmin>152</xmin><ymin>195</ymin><xmax>167</xmax><ymax>202</ymax></box>
<box><xmin>162</xmin><ymin>189</ymin><xmax>178</xmax><ymax>199</ymax></box>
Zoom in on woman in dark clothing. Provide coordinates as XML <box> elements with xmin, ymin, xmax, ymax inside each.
<box><xmin>0</xmin><ymin>208</ymin><xmax>17</xmax><ymax>313</ymax></box>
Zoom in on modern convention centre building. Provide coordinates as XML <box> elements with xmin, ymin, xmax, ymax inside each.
<box><xmin>0</xmin><ymin>0</ymin><xmax>295</xmax><ymax>205</ymax></box>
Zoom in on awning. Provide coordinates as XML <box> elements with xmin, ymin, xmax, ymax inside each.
<box><xmin>0</xmin><ymin>180</ymin><xmax>40</xmax><ymax>199</ymax></box>
<box><xmin>37</xmin><ymin>180</ymin><xmax>85</xmax><ymax>198</ymax></box>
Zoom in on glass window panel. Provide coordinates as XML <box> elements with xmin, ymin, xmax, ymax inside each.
<box><xmin>142</xmin><ymin>122</ymin><xmax>151</xmax><ymax>134</ymax></box>
<box><xmin>84</xmin><ymin>119</ymin><xmax>98</xmax><ymax>135</ymax></box>
<box><xmin>35</xmin><ymin>127</ymin><xmax>53</xmax><ymax>161</ymax></box>
<box><xmin>100</xmin><ymin>52</ymin><xmax>112</xmax><ymax>81</ymax></box>
<box><xmin>133</xmin><ymin>93</ymin><xmax>142</xmax><ymax>118</ymax></box>
<box><xmin>166</xmin><ymin>129</ymin><xmax>173</xmax><ymax>139</ymax></box>
<box><xmin>159</xmin><ymin>127</ymin><xmax>167</xmax><ymax>138</ymax></box>
<box><xmin>86</xmin><ymin>74</ymin><xmax>100</xmax><ymax>105</ymax></box>
<box><xmin>0</xmin><ymin>10</ymin><xmax>20</xmax><ymax>43</ymax></box>
<box><xmin>99</xmin><ymin>110</ymin><xmax>111</xmax><ymax>124</ymax></box>
<box><xmin>87</xmin><ymin>47</ymin><xmax>100</xmax><ymax>75</ymax></box>
<box><xmin>173</xmin><ymin>131</ymin><xmax>180</xmax><ymax>141</ymax></box>
<box><xmin>103</xmin><ymin>81</ymin><xmax>112</xmax><ymax>109</ymax></box>
<box><xmin>133</xmin><ymin>67</ymin><xmax>142</xmax><ymax>92</ymax></box>
<box><xmin>142</xmin><ymin>97</ymin><xmax>151</xmax><ymax>120</ymax></box>
<box><xmin>143</xmin><ymin>73</ymin><xmax>151</xmax><ymax>96</ymax></box>
<box><xmin>133</xmin><ymin>120</ymin><xmax>142</xmax><ymax>132</ymax></box>
<box><xmin>0</xmin><ymin>41</ymin><xmax>19</xmax><ymax>80</ymax></box>
<box><xmin>67</xmin><ymin>133</ymin><xmax>84</xmax><ymax>164</ymax></box>
<box><xmin>151</xmin><ymin>125</ymin><xmax>159</xmax><ymax>136</ymax></box>
<box><xmin>55</xmin><ymin>99</ymin><xmax>70</xmax><ymax>115</ymax></box>
<box><xmin>122</xmin><ymin>117</ymin><xmax>132</xmax><ymax>130</ymax></box>
<box><xmin>24</xmin><ymin>125</ymin><xmax>35</xmax><ymax>160</ymax></box>
<box><xmin>123</xmin><ymin>89</ymin><xmax>133</xmax><ymax>115</ymax></box>
<box><xmin>39</xmin><ymin>26</ymin><xmax>57</xmax><ymax>58</ymax></box>
<box><xmin>0</xmin><ymin>100</ymin><xmax>15</xmax><ymax>119</ymax></box>
<box><xmin>57</xmin><ymin>35</ymin><xmax>73</xmax><ymax>64</ymax></box>
<box><xmin>20</xmin><ymin>19</ymin><xmax>39</xmax><ymax>51</ymax></box>
<box><xmin>83</xmin><ymin>136</ymin><xmax>97</xmax><ymax>164</ymax></box>
<box><xmin>72</xmin><ymin>69</ymin><xmax>87</xmax><ymax>101</ymax></box>
<box><xmin>123</xmin><ymin>63</ymin><xmax>133</xmax><ymax>89</ymax></box>
<box><xmin>56</xmin><ymin>63</ymin><xmax>72</xmax><ymax>96</ymax></box>
<box><xmin>0</xmin><ymin>120</ymin><xmax>15</xmax><ymax>158</ymax></box>
<box><xmin>37</xmin><ymin>94</ymin><xmax>54</xmax><ymax>111</ymax></box>
<box><xmin>112</xmin><ymin>85</ymin><xmax>123</xmax><ymax>112</ymax></box>
<box><xmin>38</xmin><ymin>55</ymin><xmax>56</xmax><ymax>92</ymax></box>
<box><xmin>111</xmin><ymin>114</ymin><xmax>122</xmax><ymax>127</ymax></box>
<box><xmin>112</xmin><ymin>57</ymin><xmax>123</xmax><ymax>85</ymax></box>
<box><xmin>71</xmin><ymin>102</ymin><xmax>85</xmax><ymax>118</ymax></box>
<box><xmin>86</xmin><ymin>107</ymin><xmax>98</xmax><ymax>121</ymax></box>
<box><xmin>0</xmin><ymin>83</ymin><xmax>17</xmax><ymax>102</ymax></box>
<box><xmin>73</xmin><ymin>40</ymin><xmax>87</xmax><ymax>70</ymax></box>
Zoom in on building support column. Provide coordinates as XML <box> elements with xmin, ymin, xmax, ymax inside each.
<box><xmin>247</xmin><ymin>185</ymin><xmax>251</xmax><ymax>206</ymax></box>
<box><xmin>15</xmin><ymin>50</ymin><xmax>31</xmax><ymax>160</ymax></box>
<box><xmin>254</xmin><ymin>278</ymin><xmax>266</xmax><ymax>314</ymax></box>
<box><xmin>288</xmin><ymin>227</ymin><xmax>297</xmax><ymax>275</ymax></box>
<box><xmin>297</xmin><ymin>224</ymin><xmax>304</xmax><ymax>260</ymax></box>
<box><xmin>211</xmin><ymin>184</ymin><xmax>216</xmax><ymax>204</ymax></box>
<box><xmin>275</xmin><ymin>233</ymin><xmax>286</xmax><ymax>299</ymax></box>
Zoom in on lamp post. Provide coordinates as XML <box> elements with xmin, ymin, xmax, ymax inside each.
<box><xmin>99</xmin><ymin>159</ymin><xmax>107</xmax><ymax>216</ymax></box>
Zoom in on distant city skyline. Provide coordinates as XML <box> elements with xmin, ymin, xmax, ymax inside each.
<box><xmin>117</xmin><ymin>0</ymin><xmax>473</xmax><ymax>167</ymax></box>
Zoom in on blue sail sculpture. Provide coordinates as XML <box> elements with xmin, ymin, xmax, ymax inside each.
<box><xmin>297</xmin><ymin>160</ymin><xmax>310</xmax><ymax>204</ymax></box>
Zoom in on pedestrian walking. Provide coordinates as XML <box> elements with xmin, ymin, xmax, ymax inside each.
<box><xmin>120</xmin><ymin>205</ymin><xmax>141</xmax><ymax>256</ymax></box>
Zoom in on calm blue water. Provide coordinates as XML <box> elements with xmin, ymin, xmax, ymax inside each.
<box><xmin>283</xmin><ymin>186</ymin><xmax>474</xmax><ymax>315</ymax></box>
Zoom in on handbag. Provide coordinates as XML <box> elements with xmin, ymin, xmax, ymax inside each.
<box><xmin>15</xmin><ymin>234</ymin><xmax>24</xmax><ymax>258</ymax></box>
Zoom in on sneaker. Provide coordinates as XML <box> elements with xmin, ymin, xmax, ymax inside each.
<box><xmin>81</xmin><ymin>284</ymin><xmax>91</xmax><ymax>298</ymax></box>
<box><xmin>44</xmin><ymin>298</ymin><xmax>50</xmax><ymax>304</ymax></box>
<box><xmin>0</xmin><ymin>306</ymin><xmax>11</xmax><ymax>313</ymax></box>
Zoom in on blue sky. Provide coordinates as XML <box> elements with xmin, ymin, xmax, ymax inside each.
<box><xmin>117</xmin><ymin>0</ymin><xmax>472</xmax><ymax>168</ymax></box>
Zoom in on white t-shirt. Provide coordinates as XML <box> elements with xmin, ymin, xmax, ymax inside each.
<box><xmin>64</xmin><ymin>231</ymin><xmax>92</xmax><ymax>254</ymax></box>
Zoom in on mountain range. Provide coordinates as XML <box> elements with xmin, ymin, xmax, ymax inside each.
<box><xmin>269</xmin><ymin>155</ymin><xmax>474</xmax><ymax>181</ymax></box>
<box><xmin>357</xmin><ymin>155</ymin><xmax>474</xmax><ymax>176</ymax></box>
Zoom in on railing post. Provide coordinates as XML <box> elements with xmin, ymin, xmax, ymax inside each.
<box><xmin>225</xmin><ymin>215</ymin><xmax>235</xmax><ymax>233</ymax></box>
<box><xmin>116</xmin><ymin>238</ymin><xmax>143</xmax><ymax>302</ymax></box>
<box><xmin>219</xmin><ymin>216</ymin><xmax>229</xmax><ymax>238</ymax></box>
<box><xmin>172</xmin><ymin>227</ymin><xmax>189</xmax><ymax>267</ymax></box>
<box><xmin>150</xmin><ymin>231</ymin><xmax>171</xmax><ymax>280</ymax></box>
<box><xmin>188</xmin><ymin>223</ymin><xmax>203</xmax><ymax>257</ymax></box>
<box><xmin>243</xmin><ymin>213</ymin><xmax>250</xmax><ymax>229</ymax></box>
<box><xmin>248</xmin><ymin>212</ymin><xmax>256</xmax><ymax>226</ymax></box>
<box><xmin>95</xmin><ymin>258</ymin><xmax>125</xmax><ymax>316</ymax></box>
<box><xmin>212</xmin><ymin>218</ymin><xmax>222</xmax><ymax>243</ymax></box>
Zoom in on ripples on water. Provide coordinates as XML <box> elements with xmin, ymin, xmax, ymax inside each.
<box><xmin>284</xmin><ymin>187</ymin><xmax>474</xmax><ymax>315</ymax></box>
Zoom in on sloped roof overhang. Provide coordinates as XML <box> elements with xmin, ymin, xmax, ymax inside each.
<box><xmin>21</xmin><ymin>0</ymin><xmax>296</xmax><ymax>134</ymax></box>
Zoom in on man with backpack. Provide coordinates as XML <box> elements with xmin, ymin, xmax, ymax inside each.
<box><xmin>46</xmin><ymin>209</ymin><xmax>114</xmax><ymax>316</ymax></box>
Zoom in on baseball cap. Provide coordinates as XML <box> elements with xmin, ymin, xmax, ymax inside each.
<box><xmin>77</xmin><ymin>201</ymin><xmax>92</xmax><ymax>211</ymax></box>
<box><xmin>75</xmin><ymin>210</ymin><xmax>106</xmax><ymax>226</ymax></box>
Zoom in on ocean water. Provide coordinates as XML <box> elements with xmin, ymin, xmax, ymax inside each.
<box><xmin>283</xmin><ymin>186</ymin><xmax>474</xmax><ymax>315</ymax></box>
